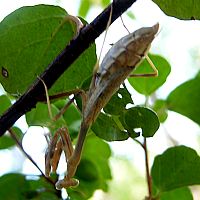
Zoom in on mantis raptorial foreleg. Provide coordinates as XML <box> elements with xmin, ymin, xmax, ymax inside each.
<box><xmin>42</xmin><ymin>88</ymin><xmax>87</xmax><ymax>187</ymax></box>
<box><xmin>39</xmin><ymin>78</ymin><xmax>87</xmax><ymax>188</ymax></box>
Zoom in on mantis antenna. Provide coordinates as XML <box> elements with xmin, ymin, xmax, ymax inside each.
<box><xmin>92</xmin><ymin>4</ymin><xmax>113</xmax><ymax>76</ymax></box>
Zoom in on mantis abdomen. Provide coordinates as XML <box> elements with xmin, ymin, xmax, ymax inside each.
<box><xmin>84</xmin><ymin>23</ymin><xmax>159</xmax><ymax>125</ymax></box>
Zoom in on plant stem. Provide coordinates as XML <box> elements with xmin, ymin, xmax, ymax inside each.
<box><xmin>143</xmin><ymin>96</ymin><xmax>153</xmax><ymax>199</ymax></box>
<box><xmin>8</xmin><ymin>128</ymin><xmax>55</xmax><ymax>186</ymax></box>
<box><xmin>143</xmin><ymin>138</ymin><xmax>152</xmax><ymax>199</ymax></box>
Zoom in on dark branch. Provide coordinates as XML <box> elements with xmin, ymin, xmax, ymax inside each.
<box><xmin>0</xmin><ymin>0</ymin><xmax>137</xmax><ymax>136</ymax></box>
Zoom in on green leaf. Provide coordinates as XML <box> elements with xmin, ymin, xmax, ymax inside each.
<box><xmin>122</xmin><ymin>106</ymin><xmax>160</xmax><ymax>138</ymax></box>
<box><xmin>0</xmin><ymin>127</ymin><xmax>23</xmax><ymax>149</ymax></box>
<box><xmin>167</xmin><ymin>74</ymin><xmax>200</xmax><ymax>125</ymax></box>
<box><xmin>153</xmin><ymin>99</ymin><xmax>168</xmax><ymax>123</ymax></box>
<box><xmin>160</xmin><ymin>187</ymin><xmax>193</xmax><ymax>200</ymax></box>
<box><xmin>103</xmin><ymin>86</ymin><xmax>133</xmax><ymax>115</ymax></box>
<box><xmin>25</xmin><ymin>102</ymin><xmax>66</xmax><ymax>131</ymax></box>
<box><xmin>0</xmin><ymin>135</ymin><xmax>15</xmax><ymax>149</ymax></box>
<box><xmin>28</xmin><ymin>177</ymin><xmax>54</xmax><ymax>191</ymax></box>
<box><xmin>31</xmin><ymin>192</ymin><xmax>59</xmax><ymax>200</ymax></box>
<box><xmin>83</xmin><ymin>135</ymin><xmax>112</xmax><ymax>181</ymax></box>
<box><xmin>53</xmin><ymin>99</ymin><xmax>81</xmax><ymax>125</ymax></box>
<box><xmin>94</xmin><ymin>106</ymin><xmax>160</xmax><ymax>140</ymax></box>
<box><xmin>68</xmin><ymin>135</ymin><xmax>111</xmax><ymax>199</ymax></box>
<box><xmin>152</xmin><ymin>0</ymin><xmax>200</xmax><ymax>20</ymax></box>
<box><xmin>0</xmin><ymin>5</ymin><xmax>96</xmax><ymax>97</ymax></box>
<box><xmin>151</xmin><ymin>145</ymin><xmax>200</xmax><ymax>192</ymax></box>
<box><xmin>128</xmin><ymin>54</ymin><xmax>171</xmax><ymax>96</ymax></box>
<box><xmin>53</xmin><ymin>99</ymin><xmax>81</xmax><ymax>139</ymax></box>
<box><xmin>12</xmin><ymin>126</ymin><xmax>24</xmax><ymax>140</ymax></box>
<box><xmin>0</xmin><ymin>174</ymin><xmax>60</xmax><ymax>199</ymax></box>
<box><xmin>126</xmin><ymin>11</ymin><xmax>135</xmax><ymax>20</ymax></box>
<box><xmin>28</xmin><ymin>177</ymin><xmax>59</xmax><ymax>199</ymax></box>
<box><xmin>92</xmin><ymin>113</ymin><xmax>129</xmax><ymax>141</ymax></box>
<box><xmin>76</xmin><ymin>159</ymin><xmax>99</xmax><ymax>181</ymax></box>
<box><xmin>0</xmin><ymin>95</ymin><xmax>14</xmax><ymax>148</ymax></box>
<box><xmin>0</xmin><ymin>173</ymin><xmax>30</xmax><ymax>200</ymax></box>
<box><xmin>78</xmin><ymin>0</ymin><xmax>110</xmax><ymax>18</ymax></box>
<box><xmin>101</xmin><ymin>0</ymin><xmax>111</xmax><ymax>7</ymax></box>
<box><xmin>0</xmin><ymin>95</ymin><xmax>11</xmax><ymax>115</ymax></box>
<box><xmin>78</xmin><ymin>0</ymin><xmax>91</xmax><ymax>18</ymax></box>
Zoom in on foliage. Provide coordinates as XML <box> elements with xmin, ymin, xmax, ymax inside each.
<box><xmin>0</xmin><ymin>173</ymin><xmax>60</xmax><ymax>200</ymax></box>
<box><xmin>152</xmin><ymin>146</ymin><xmax>200</xmax><ymax>192</ymax></box>
<box><xmin>167</xmin><ymin>73</ymin><xmax>200</xmax><ymax>125</ymax></box>
<box><xmin>0</xmin><ymin>5</ymin><xmax>96</xmax><ymax>97</ymax></box>
<box><xmin>152</xmin><ymin>0</ymin><xmax>200</xmax><ymax>20</ymax></box>
<box><xmin>0</xmin><ymin>1</ymin><xmax>200</xmax><ymax>200</ymax></box>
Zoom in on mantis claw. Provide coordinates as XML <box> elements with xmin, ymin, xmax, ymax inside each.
<box><xmin>45</xmin><ymin>127</ymin><xmax>78</xmax><ymax>188</ymax></box>
<box><xmin>56</xmin><ymin>177</ymin><xmax>79</xmax><ymax>190</ymax></box>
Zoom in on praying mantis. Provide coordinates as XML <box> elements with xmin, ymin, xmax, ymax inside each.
<box><xmin>43</xmin><ymin>16</ymin><xmax>159</xmax><ymax>189</ymax></box>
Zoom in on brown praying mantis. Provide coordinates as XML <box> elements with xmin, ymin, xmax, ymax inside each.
<box><xmin>43</xmin><ymin>16</ymin><xmax>159</xmax><ymax>189</ymax></box>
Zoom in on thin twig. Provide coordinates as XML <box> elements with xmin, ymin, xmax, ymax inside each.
<box><xmin>133</xmin><ymin>138</ymin><xmax>144</xmax><ymax>148</ymax></box>
<box><xmin>143</xmin><ymin>138</ymin><xmax>152</xmax><ymax>199</ymax></box>
<box><xmin>8</xmin><ymin>128</ymin><xmax>55</xmax><ymax>186</ymax></box>
<box><xmin>143</xmin><ymin>97</ymin><xmax>152</xmax><ymax>199</ymax></box>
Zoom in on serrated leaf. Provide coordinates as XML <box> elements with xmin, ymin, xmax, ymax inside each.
<box><xmin>160</xmin><ymin>187</ymin><xmax>193</xmax><ymax>200</ymax></box>
<box><xmin>123</xmin><ymin>106</ymin><xmax>160</xmax><ymax>137</ymax></box>
<box><xmin>151</xmin><ymin>145</ymin><xmax>200</xmax><ymax>192</ymax></box>
<box><xmin>0</xmin><ymin>5</ymin><xmax>96</xmax><ymax>97</ymax></box>
<box><xmin>153</xmin><ymin>0</ymin><xmax>200</xmax><ymax>20</ymax></box>
<box><xmin>103</xmin><ymin>86</ymin><xmax>133</xmax><ymax>115</ymax></box>
<box><xmin>167</xmin><ymin>74</ymin><xmax>200</xmax><ymax>125</ymax></box>
<box><xmin>128</xmin><ymin>54</ymin><xmax>171</xmax><ymax>96</ymax></box>
<box><xmin>0</xmin><ymin>95</ymin><xmax>11</xmax><ymax>115</ymax></box>
<box><xmin>153</xmin><ymin>99</ymin><xmax>168</xmax><ymax>123</ymax></box>
<box><xmin>92</xmin><ymin>113</ymin><xmax>129</xmax><ymax>141</ymax></box>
